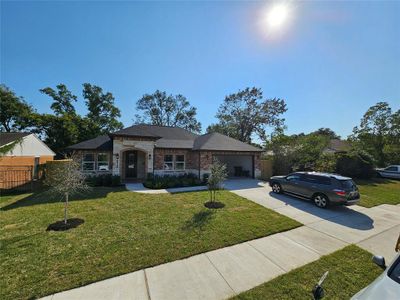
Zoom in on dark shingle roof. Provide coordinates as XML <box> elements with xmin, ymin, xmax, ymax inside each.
<box><xmin>67</xmin><ymin>135</ymin><xmax>113</xmax><ymax>151</ymax></box>
<box><xmin>65</xmin><ymin>125</ymin><xmax>263</xmax><ymax>152</ymax></box>
<box><xmin>112</xmin><ymin>125</ymin><xmax>199</xmax><ymax>149</ymax></box>
<box><xmin>0</xmin><ymin>132</ymin><xmax>30</xmax><ymax>147</ymax></box>
<box><xmin>193</xmin><ymin>132</ymin><xmax>263</xmax><ymax>152</ymax></box>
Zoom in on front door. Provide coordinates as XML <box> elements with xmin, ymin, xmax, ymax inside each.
<box><xmin>125</xmin><ymin>151</ymin><xmax>137</xmax><ymax>178</ymax></box>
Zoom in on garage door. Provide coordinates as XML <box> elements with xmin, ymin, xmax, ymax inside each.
<box><xmin>213</xmin><ymin>154</ymin><xmax>253</xmax><ymax>178</ymax></box>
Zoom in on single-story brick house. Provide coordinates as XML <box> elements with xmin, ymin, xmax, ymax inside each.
<box><xmin>67</xmin><ymin>124</ymin><xmax>263</xmax><ymax>181</ymax></box>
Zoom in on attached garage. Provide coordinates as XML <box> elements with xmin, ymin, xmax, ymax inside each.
<box><xmin>213</xmin><ymin>154</ymin><xmax>254</xmax><ymax>178</ymax></box>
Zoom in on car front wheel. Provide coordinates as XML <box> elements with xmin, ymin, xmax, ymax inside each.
<box><xmin>271</xmin><ymin>182</ymin><xmax>282</xmax><ymax>194</ymax></box>
<box><xmin>313</xmin><ymin>194</ymin><xmax>329</xmax><ymax>208</ymax></box>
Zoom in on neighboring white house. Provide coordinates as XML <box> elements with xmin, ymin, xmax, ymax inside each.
<box><xmin>0</xmin><ymin>132</ymin><xmax>55</xmax><ymax>166</ymax></box>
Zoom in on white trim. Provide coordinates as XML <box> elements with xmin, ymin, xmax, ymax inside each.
<box><xmin>82</xmin><ymin>153</ymin><xmax>95</xmax><ymax>171</ymax></box>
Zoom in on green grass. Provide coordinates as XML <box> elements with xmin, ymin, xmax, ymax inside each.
<box><xmin>0</xmin><ymin>188</ymin><xmax>300</xmax><ymax>300</ymax></box>
<box><xmin>232</xmin><ymin>245</ymin><xmax>382</xmax><ymax>300</ymax></box>
<box><xmin>356</xmin><ymin>178</ymin><xmax>400</xmax><ymax>207</ymax></box>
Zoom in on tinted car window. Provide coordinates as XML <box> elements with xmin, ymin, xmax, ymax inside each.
<box><xmin>286</xmin><ymin>174</ymin><xmax>301</xmax><ymax>181</ymax></box>
<box><xmin>340</xmin><ymin>180</ymin><xmax>356</xmax><ymax>189</ymax></box>
<box><xmin>303</xmin><ymin>175</ymin><xmax>331</xmax><ymax>185</ymax></box>
<box><xmin>385</xmin><ymin>166</ymin><xmax>398</xmax><ymax>171</ymax></box>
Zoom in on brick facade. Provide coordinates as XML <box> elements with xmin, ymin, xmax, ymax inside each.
<box><xmin>154</xmin><ymin>149</ymin><xmax>198</xmax><ymax>170</ymax></box>
<box><xmin>153</xmin><ymin>149</ymin><xmax>261</xmax><ymax>178</ymax></box>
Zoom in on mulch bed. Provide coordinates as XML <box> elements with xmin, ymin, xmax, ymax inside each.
<box><xmin>46</xmin><ymin>218</ymin><xmax>85</xmax><ymax>231</ymax></box>
<box><xmin>204</xmin><ymin>201</ymin><xmax>225</xmax><ymax>209</ymax></box>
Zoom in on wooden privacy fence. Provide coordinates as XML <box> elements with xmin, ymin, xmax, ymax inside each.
<box><xmin>260</xmin><ymin>160</ymin><xmax>273</xmax><ymax>180</ymax></box>
<box><xmin>0</xmin><ymin>165</ymin><xmax>44</xmax><ymax>191</ymax></box>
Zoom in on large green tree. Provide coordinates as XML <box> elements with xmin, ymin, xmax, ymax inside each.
<box><xmin>311</xmin><ymin>128</ymin><xmax>340</xmax><ymax>139</ymax></box>
<box><xmin>135</xmin><ymin>90</ymin><xmax>201</xmax><ymax>133</ymax></box>
<box><xmin>207</xmin><ymin>87</ymin><xmax>287</xmax><ymax>143</ymax></box>
<box><xmin>351</xmin><ymin>102</ymin><xmax>399</xmax><ymax>166</ymax></box>
<box><xmin>82</xmin><ymin>83</ymin><xmax>123</xmax><ymax>135</ymax></box>
<box><xmin>40</xmin><ymin>84</ymin><xmax>77</xmax><ymax>116</ymax></box>
<box><xmin>0</xmin><ymin>84</ymin><xmax>35</xmax><ymax>132</ymax></box>
<box><xmin>37</xmin><ymin>85</ymin><xmax>86</xmax><ymax>155</ymax></box>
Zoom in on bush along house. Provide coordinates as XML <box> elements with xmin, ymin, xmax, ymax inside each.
<box><xmin>67</xmin><ymin>124</ymin><xmax>263</xmax><ymax>182</ymax></box>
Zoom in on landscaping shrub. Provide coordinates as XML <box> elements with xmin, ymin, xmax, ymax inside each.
<box><xmin>111</xmin><ymin>175</ymin><xmax>121</xmax><ymax>186</ymax></box>
<box><xmin>143</xmin><ymin>173</ymin><xmax>203</xmax><ymax>189</ymax></box>
<box><xmin>86</xmin><ymin>174</ymin><xmax>121</xmax><ymax>187</ymax></box>
<box><xmin>202</xmin><ymin>173</ymin><xmax>210</xmax><ymax>184</ymax></box>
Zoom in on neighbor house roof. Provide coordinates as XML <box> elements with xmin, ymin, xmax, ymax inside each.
<box><xmin>0</xmin><ymin>132</ymin><xmax>30</xmax><ymax>147</ymax></box>
<box><xmin>67</xmin><ymin>135</ymin><xmax>113</xmax><ymax>151</ymax></box>
<box><xmin>324</xmin><ymin>139</ymin><xmax>351</xmax><ymax>153</ymax></box>
<box><xmin>193</xmin><ymin>132</ymin><xmax>263</xmax><ymax>152</ymax></box>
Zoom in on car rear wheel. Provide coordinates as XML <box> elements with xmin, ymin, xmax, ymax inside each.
<box><xmin>271</xmin><ymin>182</ymin><xmax>282</xmax><ymax>194</ymax></box>
<box><xmin>313</xmin><ymin>194</ymin><xmax>329</xmax><ymax>208</ymax></box>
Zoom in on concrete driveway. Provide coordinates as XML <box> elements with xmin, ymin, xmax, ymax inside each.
<box><xmin>224</xmin><ymin>178</ymin><xmax>400</xmax><ymax>261</ymax></box>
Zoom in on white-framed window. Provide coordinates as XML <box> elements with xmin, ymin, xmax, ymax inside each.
<box><xmin>82</xmin><ymin>153</ymin><xmax>95</xmax><ymax>171</ymax></box>
<box><xmin>97</xmin><ymin>153</ymin><xmax>109</xmax><ymax>171</ymax></box>
<box><xmin>163</xmin><ymin>154</ymin><xmax>185</xmax><ymax>171</ymax></box>
<box><xmin>164</xmin><ymin>155</ymin><xmax>174</xmax><ymax>170</ymax></box>
<box><xmin>175</xmin><ymin>155</ymin><xmax>185</xmax><ymax>170</ymax></box>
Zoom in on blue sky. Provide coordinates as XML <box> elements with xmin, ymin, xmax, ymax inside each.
<box><xmin>1</xmin><ymin>0</ymin><xmax>399</xmax><ymax>138</ymax></box>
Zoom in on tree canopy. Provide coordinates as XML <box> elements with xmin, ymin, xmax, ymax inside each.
<box><xmin>82</xmin><ymin>83</ymin><xmax>123</xmax><ymax>135</ymax></box>
<box><xmin>207</xmin><ymin>87</ymin><xmax>287</xmax><ymax>143</ymax></box>
<box><xmin>135</xmin><ymin>90</ymin><xmax>201</xmax><ymax>133</ymax></box>
<box><xmin>0</xmin><ymin>84</ymin><xmax>35</xmax><ymax>132</ymax></box>
<box><xmin>2</xmin><ymin>84</ymin><xmax>123</xmax><ymax>156</ymax></box>
<box><xmin>350</xmin><ymin>102</ymin><xmax>400</xmax><ymax>166</ymax></box>
<box><xmin>40</xmin><ymin>84</ymin><xmax>77</xmax><ymax>116</ymax></box>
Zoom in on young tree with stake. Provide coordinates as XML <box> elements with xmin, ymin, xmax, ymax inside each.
<box><xmin>207</xmin><ymin>159</ymin><xmax>228</xmax><ymax>204</ymax></box>
<box><xmin>44</xmin><ymin>157</ymin><xmax>88</xmax><ymax>226</ymax></box>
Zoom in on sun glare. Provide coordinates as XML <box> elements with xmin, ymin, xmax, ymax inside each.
<box><xmin>260</xmin><ymin>2</ymin><xmax>293</xmax><ymax>36</ymax></box>
<box><xmin>267</xmin><ymin>4</ymin><xmax>289</xmax><ymax>29</ymax></box>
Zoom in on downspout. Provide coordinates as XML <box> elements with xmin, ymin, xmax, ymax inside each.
<box><xmin>198</xmin><ymin>151</ymin><xmax>201</xmax><ymax>179</ymax></box>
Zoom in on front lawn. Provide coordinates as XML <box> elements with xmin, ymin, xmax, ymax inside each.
<box><xmin>0</xmin><ymin>188</ymin><xmax>300</xmax><ymax>300</ymax></box>
<box><xmin>356</xmin><ymin>178</ymin><xmax>400</xmax><ymax>207</ymax></box>
<box><xmin>232</xmin><ymin>245</ymin><xmax>382</xmax><ymax>300</ymax></box>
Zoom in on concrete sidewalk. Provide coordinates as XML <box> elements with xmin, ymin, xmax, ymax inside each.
<box><xmin>41</xmin><ymin>180</ymin><xmax>400</xmax><ymax>300</ymax></box>
<box><xmin>125</xmin><ymin>183</ymin><xmax>207</xmax><ymax>194</ymax></box>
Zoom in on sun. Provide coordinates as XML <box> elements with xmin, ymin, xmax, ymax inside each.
<box><xmin>259</xmin><ymin>2</ymin><xmax>293</xmax><ymax>36</ymax></box>
<box><xmin>267</xmin><ymin>4</ymin><xmax>290</xmax><ymax>29</ymax></box>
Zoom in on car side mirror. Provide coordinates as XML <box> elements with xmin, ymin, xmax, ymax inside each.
<box><xmin>372</xmin><ymin>255</ymin><xmax>386</xmax><ymax>270</ymax></box>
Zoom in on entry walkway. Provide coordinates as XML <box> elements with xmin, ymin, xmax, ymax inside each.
<box><xmin>125</xmin><ymin>183</ymin><xmax>207</xmax><ymax>194</ymax></box>
<box><xmin>41</xmin><ymin>180</ymin><xmax>400</xmax><ymax>300</ymax></box>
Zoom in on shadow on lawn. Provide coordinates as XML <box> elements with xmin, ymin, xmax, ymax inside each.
<box><xmin>182</xmin><ymin>210</ymin><xmax>215</xmax><ymax>231</ymax></box>
<box><xmin>1</xmin><ymin>187</ymin><xmax>126</xmax><ymax>211</ymax></box>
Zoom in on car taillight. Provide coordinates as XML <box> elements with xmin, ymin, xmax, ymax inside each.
<box><xmin>333</xmin><ymin>189</ymin><xmax>346</xmax><ymax>196</ymax></box>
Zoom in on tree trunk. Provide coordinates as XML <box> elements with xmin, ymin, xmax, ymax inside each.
<box><xmin>64</xmin><ymin>192</ymin><xmax>69</xmax><ymax>224</ymax></box>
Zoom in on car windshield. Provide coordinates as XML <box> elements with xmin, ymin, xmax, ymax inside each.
<box><xmin>340</xmin><ymin>180</ymin><xmax>356</xmax><ymax>189</ymax></box>
<box><xmin>389</xmin><ymin>257</ymin><xmax>400</xmax><ymax>284</ymax></box>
